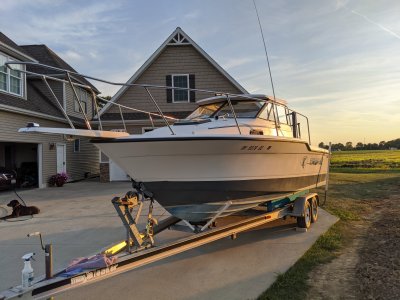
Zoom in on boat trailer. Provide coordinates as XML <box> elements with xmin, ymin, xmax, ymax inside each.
<box><xmin>0</xmin><ymin>189</ymin><xmax>320</xmax><ymax>300</ymax></box>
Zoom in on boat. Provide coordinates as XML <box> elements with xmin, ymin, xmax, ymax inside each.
<box><xmin>14</xmin><ymin>61</ymin><xmax>329</xmax><ymax>223</ymax></box>
<box><xmin>90</xmin><ymin>94</ymin><xmax>329</xmax><ymax>222</ymax></box>
<box><xmin>21</xmin><ymin>94</ymin><xmax>329</xmax><ymax>222</ymax></box>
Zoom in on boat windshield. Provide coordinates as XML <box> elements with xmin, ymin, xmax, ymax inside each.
<box><xmin>212</xmin><ymin>100</ymin><xmax>264</xmax><ymax>118</ymax></box>
<box><xmin>186</xmin><ymin>103</ymin><xmax>224</xmax><ymax>120</ymax></box>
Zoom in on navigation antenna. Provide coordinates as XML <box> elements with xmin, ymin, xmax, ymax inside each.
<box><xmin>252</xmin><ymin>0</ymin><xmax>277</xmax><ymax>100</ymax></box>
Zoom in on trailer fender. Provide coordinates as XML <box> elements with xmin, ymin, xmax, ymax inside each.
<box><xmin>289</xmin><ymin>193</ymin><xmax>319</xmax><ymax>217</ymax></box>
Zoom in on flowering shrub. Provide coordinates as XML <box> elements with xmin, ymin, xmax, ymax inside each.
<box><xmin>48</xmin><ymin>172</ymin><xmax>69</xmax><ymax>187</ymax></box>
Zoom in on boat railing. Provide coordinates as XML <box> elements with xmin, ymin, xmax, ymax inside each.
<box><xmin>5</xmin><ymin>61</ymin><xmax>312</xmax><ymax>144</ymax></box>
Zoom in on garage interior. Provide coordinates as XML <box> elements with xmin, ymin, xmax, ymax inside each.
<box><xmin>0</xmin><ymin>142</ymin><xmax>39</xmax><ymax>188</ymax></box>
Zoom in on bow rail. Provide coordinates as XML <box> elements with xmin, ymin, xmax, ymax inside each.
<box><xmin>5</xmin><ymin>61</ymin><xmax>311</xmax><ymax>144</ymax></box>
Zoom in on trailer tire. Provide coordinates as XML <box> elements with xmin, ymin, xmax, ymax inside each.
<box><xmin>297</xmin><ymin>200</ymin><xmax>311</xmax><ymax>229</ymax></box>
<box><xmin>311</xmin><ymin>197</ymin><xmax>318</xmax><ymax>223</ymax></box>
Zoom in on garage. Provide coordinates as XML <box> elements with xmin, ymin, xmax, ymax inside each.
<box><xmin>0</xmin><ymin>142</ymin><xmax>41</xmax><ymax>189</ymax></box>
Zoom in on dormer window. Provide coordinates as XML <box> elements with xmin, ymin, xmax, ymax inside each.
<box><xmin>0</xmin><ymin>53</ymin><xmax>24</xmax><ymax>97</ymax></box>
<box><xmin>74</xmin><ymin>87</ymin><xmax>88</xmax><ymax>113</ymax></box>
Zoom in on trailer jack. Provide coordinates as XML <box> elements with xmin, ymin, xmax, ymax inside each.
<box><xmin>111</xmin><ymin>191</ymin><xmax>156</xmax><ymax>253</ymax></box>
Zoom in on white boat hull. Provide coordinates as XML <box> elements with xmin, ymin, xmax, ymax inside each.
<box><xmin>93</xmin><ymin>136</ymin><xmax>329</xmax><ymax>222</ymax></box>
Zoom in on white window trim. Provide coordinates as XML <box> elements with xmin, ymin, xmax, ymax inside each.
<box><xmin>37</xmin><ymin>144</ymin><xmax>44</xmax><ymax>188</ymax></box>
<box><xmin>0</xmin><ymin>52</ymin><xmax>25</xmax><ymax>98</ymax></box>
<box><xmin>73</xmin><ymin>138</ymin><xmax>80</xmax><ymax>152</ymax></box>
<box><xmin>171</xmin><ymin>74</ymin><xmax>189</xmax><ymax>103</ymax></box>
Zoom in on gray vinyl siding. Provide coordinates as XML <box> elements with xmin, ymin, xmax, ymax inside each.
<box><xmin>66</xmin><ymin>138</ymin><xmax>99</xmax><ymax>180</ymax></box>
<box><xmin>64</xmin><ymin>83</ymin><xmax>94</xmax><ymax>120</ymax></box>
<box><xmin>107</xmin><ymin>45</ymin><xmax>243</xmax><ymax>115</ymax></box>
<box><xmin>0</xmin><ymin>110</ymin><xmax>99</xmax><ymax>186</ymax></box>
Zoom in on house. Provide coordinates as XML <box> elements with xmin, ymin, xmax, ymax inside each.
<box><xmin>97</xmin><ymin>27</ymin><xmax>247</xmax><ymax>182</ymax></box>
<box><xmin>0</xmin><ymin>32</ymin><xmax>100</xmax><ymax>188</ymax></box>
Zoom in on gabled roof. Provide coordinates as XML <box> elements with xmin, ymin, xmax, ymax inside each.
<box><xmin>99</xmin><ymin>27</ymin><xmax>247</xmax><ymax>115</ymax></box>
<box><xmin>20</xmin><ymin>45</ymin><xmax>99</xmax><ymax>93</ymax></box>
<box><xmin>0</xmin><ymin>32</ymin><xmax>36</xmax><ymax>61</ymax></box>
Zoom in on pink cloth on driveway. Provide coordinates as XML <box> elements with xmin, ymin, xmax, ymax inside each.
<box><xmin>66</xmin><ymin>254</ymin><xmax>117</xmax><ymax>272</ymax></box>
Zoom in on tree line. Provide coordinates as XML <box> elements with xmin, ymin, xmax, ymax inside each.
<box><xmin>318</xmin><ymin>138</ymin><xmax>400</xmax><ymax>151</ymax></box>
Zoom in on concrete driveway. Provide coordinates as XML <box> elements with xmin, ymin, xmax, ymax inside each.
<box><xmin>0</xmin><ymin>180</ymin><xmax>338</xmax><ymax>299</ymax></box>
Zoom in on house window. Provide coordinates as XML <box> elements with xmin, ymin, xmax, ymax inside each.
<box><xmin>74</xmin><ymin>139</ymin><xmax>80</xmax><ymax>152</ymax></box>
<box><xmin>172</xmin><ymin>74</ymin><xmax>189</xmax><ymax>102</ymax></box>
<box><xmin>0</xmin><ymin>53</ymin><xmax>24</xmax><ymax>97</ymax></box>
<box><xmin>74</xmin><ymin>88</ymin><xmax>88</xmax><ymax>113</ymax></box>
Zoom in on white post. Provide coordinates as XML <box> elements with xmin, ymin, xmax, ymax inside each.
<box><xmin>37</xmin><ymin>144</ymin><xmax>44</xmax><ymax>188</ymax></box>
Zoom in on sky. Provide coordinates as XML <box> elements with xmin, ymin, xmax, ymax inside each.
<box><xmin>1</xmin><ymin>0</ymin><xmax>399</xmax><ymax>144</ymax></box>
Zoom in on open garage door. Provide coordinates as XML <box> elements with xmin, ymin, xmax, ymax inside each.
<box><xmin>0</xmin><ymin>142</ymin><xmax>39</xmax><ymax>189</ymax></box>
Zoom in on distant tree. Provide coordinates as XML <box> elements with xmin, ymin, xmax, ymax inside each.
<box><xmin>335</xmin><ymin>143</ymin><xmax>345</xmax><ymax>151</ymax></box>
<box><xmin>386</xmin><ymin>138</ymin><xmax>400</xmax><ymax>149</ymax></box>
<box><xmin>355</xmin><ymin>142</ymin><xmax>364</xmax><ymax>150</ymax></box>
<box><xmin>329</xmin><ymin>139</ymin><xmax>399</xmax><ymax>151</ymax></box>
<box><xmin>345</xmin><ymin>141</ymin><xmax>353</xmax><ymax>150</ymax></box>
<box><xmin>365</xmin><ymin>143</ymin><xmax>379</xmax><ymax>150</ymax></box>
<box><xmin>96</xmin><ymin>95</ymin><xmax>112</xmax><ymax>109</ymax></box>
<box><xmin>318</xmin><ymin>142</ymin><xmax>325</xmax><ymax>149</ymax></box>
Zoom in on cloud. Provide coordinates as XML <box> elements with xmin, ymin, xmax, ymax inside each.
<box><xmin>222</xmin><ymin>57</ymin><xmax>255</xmax><ymax>70</ymax></box>
<box><xmin>183</xmin><ymin>11</ymin><xmax>199</xmax><ymax>20</ymax></box>
<box><xmin>349</xmin><ymin>9</ymin><xmax>400</xmax><ymax>40</ymax></box>
<box><xmin>1</xmin><ymin>0</ymin><xmax>398</xmax><ymax>143</ymax></box>
<box><xmin>59</xmin><ymin>50</ymin><xmax>83</xmax><ymax>62</ymax></box>
<box><xmin>0</xmin><ymin>0</ymin><xmax>65</xmax><ymax>11</ymax></box>
<box><xmin>334</xmin><ymin>0</ymin><xmax>350</xmax><ymax>10</ymax></box>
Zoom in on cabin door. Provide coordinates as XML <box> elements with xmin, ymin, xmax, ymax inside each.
<box><xmin>56</xmin><ymin>144</ymin><xmax>66</xmax><ymax>174</ymax></box>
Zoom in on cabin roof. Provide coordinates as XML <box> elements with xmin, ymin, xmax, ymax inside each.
<box><xmin>197</xmin><ymin>94</ymin><xmax>287</xmax><ymax>106</ymax></box>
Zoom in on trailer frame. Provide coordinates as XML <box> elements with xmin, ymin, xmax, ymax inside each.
<box><xmin>0</xmin><ymin>191</ymin><xmax>319</xmax><ymax>300</ymax></box>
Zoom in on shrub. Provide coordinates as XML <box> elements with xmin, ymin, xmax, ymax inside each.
<box><xmin>48</xmin><ymin>172</ymin><xmax>69</xmax><ymax>187</ymax></box>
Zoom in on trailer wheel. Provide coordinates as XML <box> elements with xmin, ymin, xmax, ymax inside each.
<box><xmin>311</xmin><ymin>197</ymin><xmax>318</xmax><ymax>223</ymax></box>
<box><xmin>297</xmin><ymin>200</ymin><xmax>311</xmax><ymax>229</ymax></box>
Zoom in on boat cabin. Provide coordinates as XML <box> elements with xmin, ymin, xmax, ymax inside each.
<box><xmin>175</xmin><ymin>94</ymin><xmax>303</xmax><ymax>139</ymax></box>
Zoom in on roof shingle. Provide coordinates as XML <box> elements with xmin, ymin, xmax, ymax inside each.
<box><xmin>20</xmin><ymin>45</ymin><xmax>99</xmax><ymax>93</ymax></box>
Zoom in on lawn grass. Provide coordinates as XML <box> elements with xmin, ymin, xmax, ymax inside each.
<box><xmin>330</xmin><ymin>150</ymin><xmax>400</xmax><ymax>171</ymax></box>
<box><xmin>258</xmin><ymin>170</ymin><xmax>400</xmax><ymax>300</ymax></box>
<box><xmin>258</xmin><ymin>223</ymin><xmax>343</xmax><ymax>300</ymax></box>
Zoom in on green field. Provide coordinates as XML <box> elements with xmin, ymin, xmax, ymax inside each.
<box><xmin>330</xmin><ymin>150</ymin><xmax>400</xmax><ymax>171</ymax></box>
